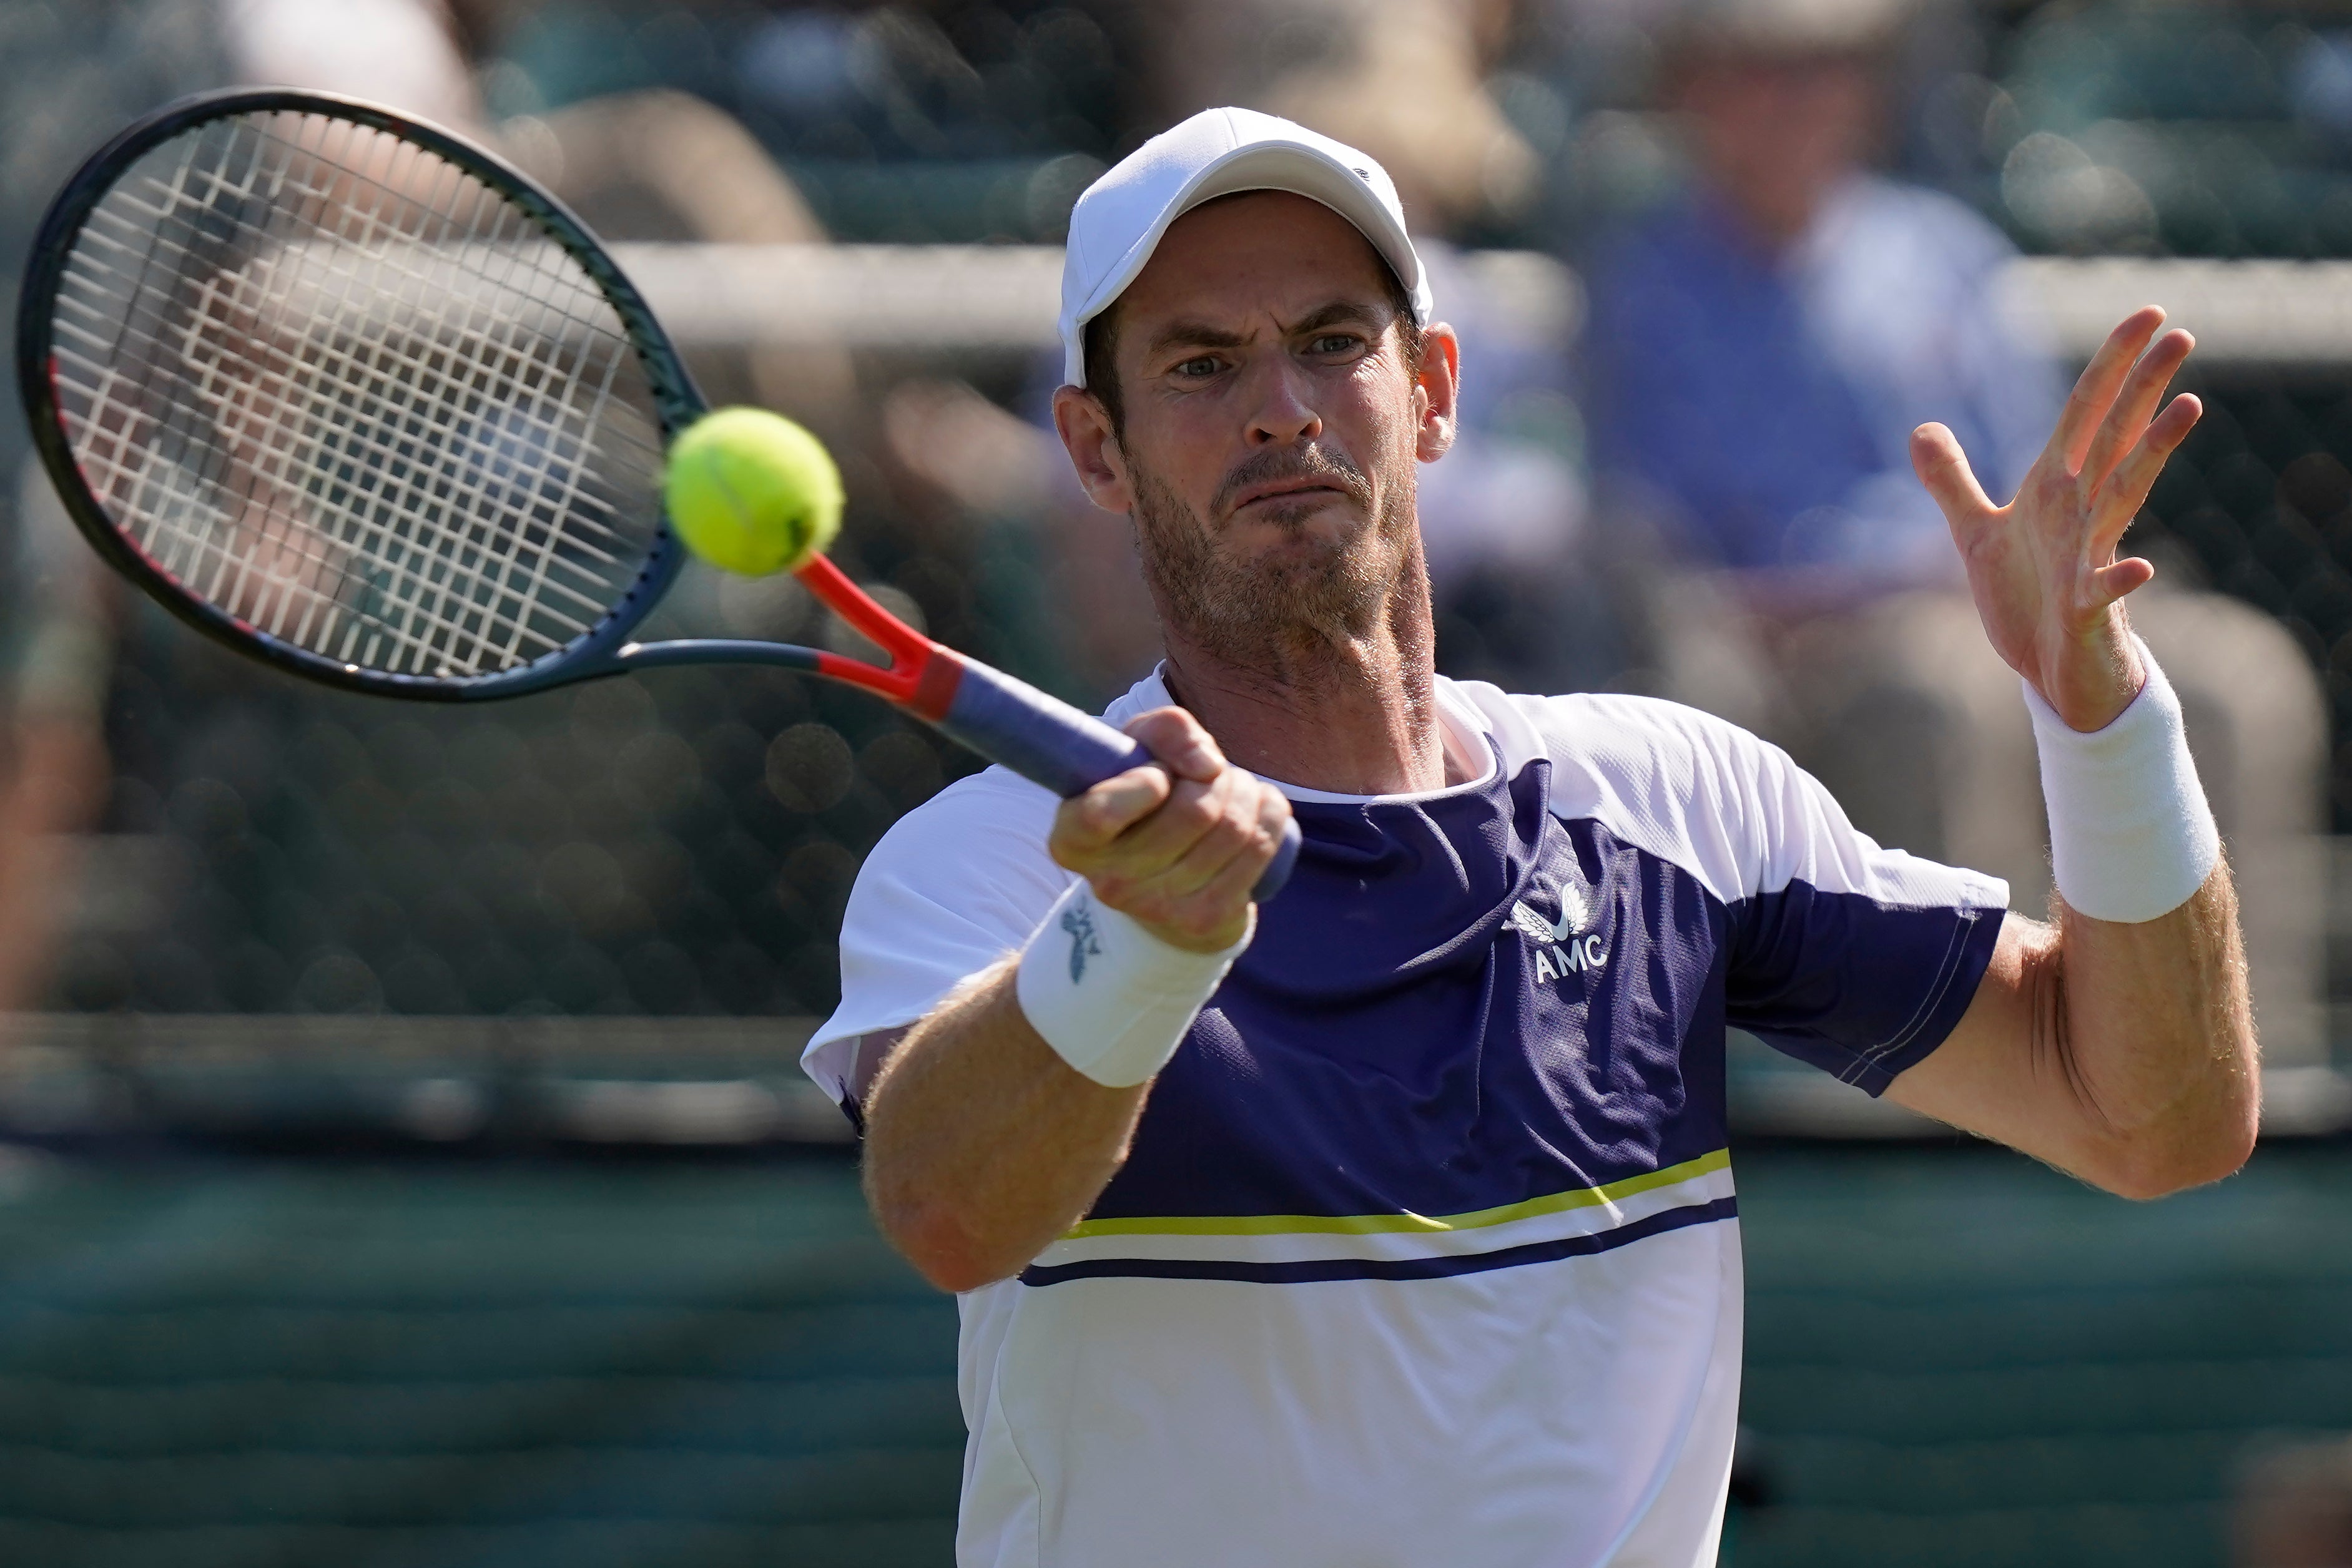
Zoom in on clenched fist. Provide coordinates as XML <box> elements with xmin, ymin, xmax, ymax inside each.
<box><xmin>1048</xmin><ymin>707</ymin><xmax>1294</xmax><ymax>952</ymax></box>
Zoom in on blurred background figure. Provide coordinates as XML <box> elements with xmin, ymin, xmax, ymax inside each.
<box><xmin>0</xmin><ymin>0</ymin><xmax>877</xmax><ymax>1022</ymax></box>
<box><xmin>0</xmin><ymin>473</ymin><xmax>115</xmax><ymax>1016</ymax></box>
<box><xmin>1587</xmin><ymin>0</ymin><xmax>2047</xmax><ymax>595</ymax></box>
<box><xmin>0</xmin><ymin>0</ymin><xmax>499</xmax><ymax>1027</ymax></box>
<box><xmin>237</xmin><ymin>0</ymin><xmax>868</xmax><ymax>503</ymax></box>
<box><xmin>1124</xmin><ymin>0</ymin><xmax>1538</xmax><ymax>233</ymax></box>
<box><xmin>1583</xmin><ymin>0</ymin><xmax>2328</xmax><ymax>1061</ymax></box>
<box><xmin>0</xmin><ymin>0</ymin><xmax>287</xmax><ymax>1022</ymax></box>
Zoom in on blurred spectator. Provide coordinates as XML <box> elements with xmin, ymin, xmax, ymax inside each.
<box><xmin>498</xmin><ymin>87</ymin><xmax>862</xmax><ymax>443</ymax></box>
<box><xmin>0</xmin><ymin>471</ymin><xmax>116</xmax><ymax>1015</ymax></box>
<box><xmin>3</xmin><ymin>0</ymin><xmax>490</xmax><ymax>1020</ymax></box>
<box><xmin>1</xmin><ymin>1</ymin><xmax>935</xmax><ymax>1022</ymax></box>
<box><xmin>250</xmin><ymin>1</ymin><xmax>873</xmax><ymax>443</ymax></box>
<box><xmin>1588</xmin><ymin>0</ymin><xmax>2046</xmax><ymax>589</ymax></box>
<box><xmin>1583</xmin><ymin>0</ymin><xmax>2329</xmax><ymax>1061</ymax></box>
<box><xmin>1124</xmin><ymin>0</ymin><xmax>1538</xmax><ymax>233</ymax></box>
<box><xmin>1412</xmin><ymin>244</ymin><xmax>1610</xmax><ymax>695</ymax></box>
<box><xmin>0</xmin><ymin>0</ymin><xmax>283</xmax><ymax>1021</ymax></box>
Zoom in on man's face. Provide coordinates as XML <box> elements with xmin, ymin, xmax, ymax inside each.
<box><xmin>1053</xmin><ymin>191</ymin><xmax>1457</xmax><ymax>660</ymax></box>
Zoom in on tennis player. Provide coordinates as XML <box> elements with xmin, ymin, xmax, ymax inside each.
<box><xmin>803</xmin><ymin>107</ymin><xmax>2256</xmax><ymax>1567</ymax></box>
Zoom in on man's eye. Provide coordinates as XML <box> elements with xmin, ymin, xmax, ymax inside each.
<box><xmin>1175</xmin><ymin>356</ymin><xmax>1221</xmax><ymax>378</ymax></box>
<box><xmin>1309</xmin><ymin>333</ymin><xmax>1361</xmax><ymax>355</ymax></box>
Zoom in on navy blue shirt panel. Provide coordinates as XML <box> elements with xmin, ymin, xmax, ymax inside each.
<box><xmin>1089</xmin><ymin>758</ymin><xmax>1738</xmax><ymax>1227</ymax></box>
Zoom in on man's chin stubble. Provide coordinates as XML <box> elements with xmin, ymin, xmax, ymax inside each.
<box><xmin>1129</xmin><ymin>466</ymin><xmax>1412</xmax><ymax>669</ymax></box>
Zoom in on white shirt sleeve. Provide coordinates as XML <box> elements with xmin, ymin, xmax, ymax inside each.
<box><xmin>801</xmin><ymin>768</ymin><xmax>1071</xmax><ymax>1106</ymax></box>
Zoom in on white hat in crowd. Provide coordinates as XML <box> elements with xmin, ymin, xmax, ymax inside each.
<box><xmin>1056</xmin><ymin>106</ymin><xmax>1434</xmax><ymax>389</ymax></box>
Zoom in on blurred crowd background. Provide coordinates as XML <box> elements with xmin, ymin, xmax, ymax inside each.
<box><xmin>4</xmin><ymin>0</ymin><xmax>2350</xmax><ymax>1037</ymax></box>
<box><xmin>1</xmin><ymin>1</ymin><xmax>2351</xmax><ymax>1566</ymax></box>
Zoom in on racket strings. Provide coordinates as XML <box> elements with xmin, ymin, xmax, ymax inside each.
<box><xmin>46</xmin><ymin>109</ymin><xmax>667</xmax><ymax>679</ymax></box>
<box><xmin>66</xmin><ymin>135</ymin><xmax>599</xmax><ymax>674</ymax></box>
<box><xmin>184</xmin><ymin>117</ymin><xmax>658</xmax><ymax>670</ymax></box>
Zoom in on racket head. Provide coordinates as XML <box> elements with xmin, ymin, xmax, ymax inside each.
<box><xmin>17</xmin><ymin>88</ymin><xmax>704</xmax><ymax>700</ymax></box>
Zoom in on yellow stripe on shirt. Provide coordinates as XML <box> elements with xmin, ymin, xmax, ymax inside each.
<box><xmin>1061</xmin><ymin>1148</ymin><xmax>1732</xmax><ymax>1240</ymax></box>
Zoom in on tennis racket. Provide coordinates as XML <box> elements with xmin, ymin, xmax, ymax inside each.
<box><xmin>17</xmin><ymin>89</ymin><xmax>1298</xmax><ymax>900</ymax></box>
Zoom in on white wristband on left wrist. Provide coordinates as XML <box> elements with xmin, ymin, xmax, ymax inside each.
<box><xmin>2024</xmin><ymin>634</ymin><xmax>2221</xmax><ymax>923</ymax></box>
<box><xmin>1014</xmin><ymin>881</ymin><xmax>1251</xmax><ymax>1087</ymax></box>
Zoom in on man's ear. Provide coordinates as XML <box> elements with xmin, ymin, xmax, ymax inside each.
<box><xmin>1052</xmin><ymin>384</ymin><xmax>1134</xmax><ymax>514</ymax></box>
<box><xmin>1412</xmin><ymin>324</ymin><xmax>1462</xmax><ymax>463</ymax></box>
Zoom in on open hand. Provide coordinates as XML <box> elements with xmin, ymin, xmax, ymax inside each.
<box><xmin>1048</xmin><ymin>707</ymin><xmax>1292</xmax><ymax>953</ymax></box>
<box><xmin>1912</xmin><ymin>306</ymin><xmax>2200</xmax><ymax>732</ymax></box>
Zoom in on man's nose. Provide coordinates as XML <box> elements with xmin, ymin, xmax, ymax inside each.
<box><xmin>1244</xmin><ymin>359</ymin><xmax>1322</xmax><ymax>447</ymax></box>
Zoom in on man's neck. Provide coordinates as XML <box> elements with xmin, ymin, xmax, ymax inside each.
<box><xmin>1156</xmin><ymin>576</ymin><xmax>1472</xmax><ymax>796</ymax></box>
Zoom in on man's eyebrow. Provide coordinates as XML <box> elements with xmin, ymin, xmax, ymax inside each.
<box><xmin>1143</xmin><ymin>320</ymin><xmax>1250</xmax><ymax>358</ymax></box>
<box><xmin>1140</xmin><ymin>299</ymin><xmax>1395</xmax><ymax>361</ymax></box>
<box><xmin>1286</xmin><ymin>299</ymin><xmax>1391</xmax><ymax>336</ymax></box>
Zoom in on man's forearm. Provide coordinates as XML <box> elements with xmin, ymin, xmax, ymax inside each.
<box><xmin>862</xmin><ymin>958</ymin><xmax>1149</xmax><ymax>1292</ymax></box>
<box><xmin>2049</xmin><ymin>864</ymin><xmax>2257</xmax><ymax>1193</ymax></box>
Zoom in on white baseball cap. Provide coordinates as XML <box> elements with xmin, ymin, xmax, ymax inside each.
<box><xmin>1057</xmin><ymin>106</ymin><xmax>1434</xmax><ymax>388</ymax></box>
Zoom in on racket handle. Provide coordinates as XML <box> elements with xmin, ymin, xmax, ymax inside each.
<box><xmin>930</xmin><ymin>659</ymin><xmax>1300</xmax><ymax>903</ymax></box>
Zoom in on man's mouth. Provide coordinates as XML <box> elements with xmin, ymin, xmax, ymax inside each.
<box><xmin>1230</xmin><ymin>479</ymin><xmax>1347</xmax><ymax>513</ymax></box>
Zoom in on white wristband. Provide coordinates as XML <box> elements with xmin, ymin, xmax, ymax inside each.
<box><xmin>1014</xmin><ymin>881</ymin><xmax>1251</xmax><ymax>1087</ymax></box>
<box><xmin>2024</xmin><ymin>636</ymin><xmax>2220</xmax><ymax>923</ymax></box>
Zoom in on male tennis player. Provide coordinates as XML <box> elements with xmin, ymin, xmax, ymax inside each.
<box><xmin>804</xmin><ymin>107</ymin><xmax>2256</xmax><ymax>1566</ymax></box>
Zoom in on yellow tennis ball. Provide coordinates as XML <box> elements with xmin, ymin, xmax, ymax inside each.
<box><xmin>663</xmin><ymin>407</ymin><xmax>844</xmax><ymax>576</ymax></box>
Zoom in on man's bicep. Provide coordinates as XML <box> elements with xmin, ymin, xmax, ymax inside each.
<box><xmin>1883</xmin><ymin>913</ymin><xmax>2075</xmax><ymax>1150</ymax></box>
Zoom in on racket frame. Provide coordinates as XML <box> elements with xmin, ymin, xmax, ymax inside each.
<box><xmin>17</xmin><ymin>87</ymin><xmax>945</xmax><ymax>709</ymax></box>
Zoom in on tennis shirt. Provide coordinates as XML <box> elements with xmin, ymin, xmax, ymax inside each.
<box><xmin>804</xmin><ymin>670</ymin><xmax>2009</xmax><ymax>1567</ymax></box>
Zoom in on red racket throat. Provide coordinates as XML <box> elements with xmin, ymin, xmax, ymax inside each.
<box><xmin>793</xmin><ymin>554</ymin><xmax>966</xmax><ymax>723</ymax></box>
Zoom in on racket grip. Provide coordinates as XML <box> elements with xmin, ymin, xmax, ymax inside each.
<box><xmin>931</xmin><ymin>659</ymin><xmax>1300</xmax><ymax>902</ymax></box>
